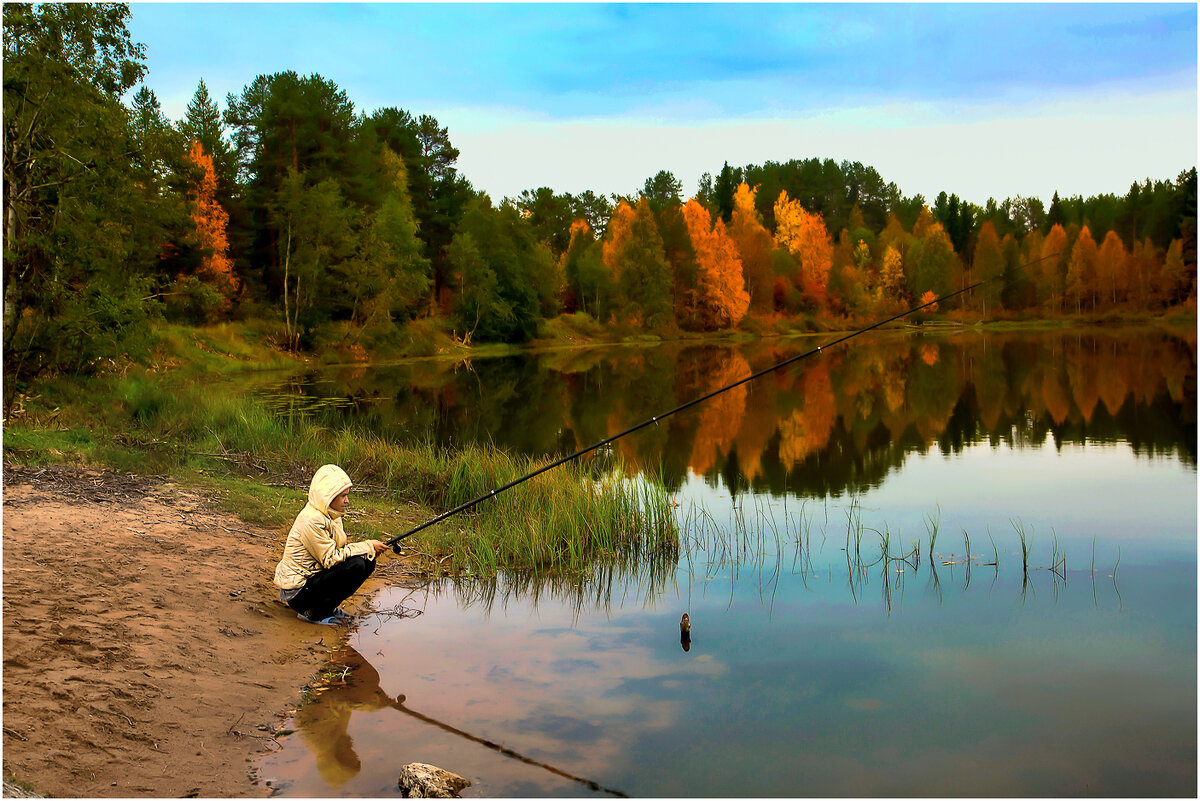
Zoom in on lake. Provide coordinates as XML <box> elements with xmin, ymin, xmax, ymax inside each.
<box><xmin>255</xmin><ymin>325</ymin><xmax>1196</xmax><ymax>797</ymax></box>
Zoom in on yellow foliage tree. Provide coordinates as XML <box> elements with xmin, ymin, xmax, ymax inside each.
<box><xmin>1096</xmin><ymin>230</ymin><xmax>1127</xmax><ymax>308</ymax></box>
<box><xmin>1039</xmin><ymin>224</ymin><xmax>1069</xmax><ymax>314</ymax></box>
<box><xmin>729</xmin><ymin>183</ymin><xmax>775</xmax><ymax>315</ymax></box>
<box><xmin>912</xmin><ymin>206</ymin><xmax>940</xmax><ymax>239</ymax></box>
<box><xmin>876</xmin><ymin>245</ymin><xmax>904</xmax><ymax>306</ymax></box>
<box><xmin>877</xmin><ymin>213</ymin><xmax>912</xmax><ymax>262</ymax></box>
<box><xmin>773</xmin><ymin>190</ymin><xmax>832</xmax><ymax>309</ymax></box>
<box><xmin>683</xmin><ymin>199</ymin><xmax>750</xmax><ymax>329</ymax></box>
<box><xmin>602</xmin><ymin>200</ymin><xmax>636</xmax><ymax>278</ymax></box>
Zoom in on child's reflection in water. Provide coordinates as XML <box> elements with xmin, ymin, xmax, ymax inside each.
<box><xmin>292</xmin><ymin>645</ymin><xmax>628</xmax><ymax>797</ymax></box>
<box><xmin>293</xmin><ymin>646</ymin><xmax>401</xmax><ymax>786</ymax></box>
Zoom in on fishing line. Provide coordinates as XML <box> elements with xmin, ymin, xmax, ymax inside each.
<box><xmin>386</xmin><ymin>249</ymin><xmax>1060</xmax><ymax>551</ymax></box>
<box><xmin>390</xmin><ymin>698</ymin><xmax>628</xmax><ymax>797</ymax></box>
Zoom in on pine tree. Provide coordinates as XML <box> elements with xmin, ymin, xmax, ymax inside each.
<box><xmin>714</xmin><ymin>162</ymin><xmax>738</xmax><ymax>223</ymax></box>
<box><xmin>614</xmin><ymin>198</ymin><xmax>673</xmax><ymax>326</ymax></box>
<box><xmin>180</xmin><ymin>79</ymin><xmax>234</xmax><ymax>187</ymax></box>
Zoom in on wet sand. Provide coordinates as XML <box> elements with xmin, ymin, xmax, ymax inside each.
<box><xmin>1</xmin><ymin>465</ymin><xmax>415</xmax><ymax>797</ymax></box>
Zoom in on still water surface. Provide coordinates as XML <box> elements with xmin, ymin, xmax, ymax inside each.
<box><xmin>256</xmin><ymin>326</ymin><xmax>1195</xmax><ymax>797</ymax></box>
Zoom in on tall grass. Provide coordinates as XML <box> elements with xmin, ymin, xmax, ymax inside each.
<box><xmin>1011</xmin><ymin>518</ymin><xmax>1034</xmax><ymax>576</ymax></box>
<box><xmin>414</xmin><ymin>445</ymin><xmax>678</xmax><ymax>575</ymax></box>
<box><xmin>668</xmin><ymin>495</ymin><xmax>1112</xmax><ymax>612</ymax></box>
<box><xmin>6</xmin><ymin>356</ymin><xmax>678</xmax><ymax>578</ymax></box>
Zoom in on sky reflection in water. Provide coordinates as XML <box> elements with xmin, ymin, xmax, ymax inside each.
<box><xmin>257</xmin><ymin>329</ymin><xmax>1195</xmax><ymax>797</ymax></box>
<box><xmin>259</xmin><ymin>439</ymin><xmax>1195</xmax><ymax>797</ymax></box>
<box><xmin>260</xmin><ymin>550</ymin><xmax>1194</xmax><ymax>796</ymax></box>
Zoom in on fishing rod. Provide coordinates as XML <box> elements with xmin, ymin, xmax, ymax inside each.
<box><xmin>385</xmin><ymin>249</ymin><xmax>1060</xmax><ymax>553</ymax></box>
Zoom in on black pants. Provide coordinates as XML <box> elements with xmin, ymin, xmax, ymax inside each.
<box><xmin>287</xmin><ymin>555</ymin><xmax>375</xmax><ymax>620</ymax></box>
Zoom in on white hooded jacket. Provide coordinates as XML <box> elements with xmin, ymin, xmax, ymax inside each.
<box><xmin>273</xmin><ymin>464</ymin><xmax>377</xmax><ymax>590</ymax></box>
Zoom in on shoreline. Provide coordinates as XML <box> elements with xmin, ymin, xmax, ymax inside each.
<box><xmin>1</xmin><ymin>464</ymin><xmax>422</xmax><ymax>797</ymax></box>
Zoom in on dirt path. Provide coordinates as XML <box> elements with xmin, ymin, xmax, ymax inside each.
<box><xmin>2</xmin><ymin>465</ymin><xmax>416</xmax><ymax>797</ymax></box>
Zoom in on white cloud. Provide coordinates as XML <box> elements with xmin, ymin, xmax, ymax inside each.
<box><xmin>441</xmin><ymin>85</ymin><xmax>1197</xmax><ymax>207</ymax></box>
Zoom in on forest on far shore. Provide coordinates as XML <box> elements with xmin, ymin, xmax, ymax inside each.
<box><xmin>5</xmin><ymin>3</ymin><xmax>1197</xmax><ymax>389</ymax></box>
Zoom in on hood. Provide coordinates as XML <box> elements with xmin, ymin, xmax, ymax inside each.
<box><xmin>308</xmin><ymin>464</ymin><xmax>352</xmax><ymax>518</ymax></box>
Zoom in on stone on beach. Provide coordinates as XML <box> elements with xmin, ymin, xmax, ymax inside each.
<box><xmin>397</xmin><ymin>763</ymin><xmax>472</xmax><ymax>798</ymax></box>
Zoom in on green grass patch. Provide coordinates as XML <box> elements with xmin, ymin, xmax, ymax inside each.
<box><xmin>4</xmin><ymin>327</ymin><xmax>678</xmax><ymax>577</ymax></box>
<box><xmin>3</xmin><ymin>426</ymin><xmax>98</xmax><ymax>464</ymax></box>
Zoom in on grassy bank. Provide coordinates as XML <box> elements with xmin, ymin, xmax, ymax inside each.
<box><xmin>2</xmin><ymin>322</ymin><xmax>677</xmax><ymax>577</ymax></box>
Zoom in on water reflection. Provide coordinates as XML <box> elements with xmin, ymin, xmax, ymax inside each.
<box><xmin>262</xmin><ymin>551</ymin><xmax>1195</xmax><ymax>797</ymax></box>
<box><xmin>256</xmin><ymin>328</ymin><xmax>1196</xmax><ymax>499</ymax></box>
<box><xmin>287</xmin><ymin>644</ymin><xmax>631</xmax><ymax>797</ymax></box>
<box><xmin>439</xmin><ymin>537</ymin><xmax>678</xmax><ymax>622</ymax></box>
<box><xmin>390</xmin><ymin>489</ymin><xmax>1134</xmax><ymax>622</ymax></box>
<box><xmin>252</xmin><ymin>328</ymin><xmax>1195</xmax><ymax>798</ymax></box>
<box><xmin>293</xmin><ymin>647</ymin><xmax>399</xmax><ymax>787</ymax></box>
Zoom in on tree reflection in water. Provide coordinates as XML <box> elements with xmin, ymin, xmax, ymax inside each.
<box><xmin>260</xmin><ymin>327</ymin><xmax>1196</xmax><ymax>498</ymax></box>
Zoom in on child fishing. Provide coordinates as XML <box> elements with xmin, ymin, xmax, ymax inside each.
<box><xmin>273</xmin><ymin>464</ymin><xmax>388</xmax><ymax>625</ymax></box>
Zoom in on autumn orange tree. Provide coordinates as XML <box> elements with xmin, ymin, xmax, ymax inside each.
<box><xmin>184</xmin><ymin>139</ymin><xmax>237</xmax><ymax>315</ymax></box>
<box><xmin>728</xmin><ymin>183</ymin><xmax>776</xmax><ymax>315</ymax></box>
<box><xmin>682</xmin><ymin>199</ymin><xmax>750</xmax><ymax>330</ymax></box>
<box><xmin>1096</xmin><ymin>230</ymin><xmax>1128</xmax><ymax>309</ymax></box>
<box><xmin>601</xmin><ymin>200</ymin><xmax>636</xmax><ymax>282</ymax></box>
<box><xmin>1038</xmin><ymin>224</ymin><xmax>1069</xmax><ymax>313</ymax></box>
<box><xmin>773</xmin><ymin>190</ymin><xmax>833</xmax><ymax>309</ymax></box>
<box><xmin>1066</xmin><ymin>226</ymin><xmax>1099</xmax><ymax>313</ymax></box>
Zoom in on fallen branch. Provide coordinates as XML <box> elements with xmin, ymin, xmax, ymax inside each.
<box><xmin>220</xmin><ymin>525</ymin><xmax>274</xmax><ymax>542</ymax></box>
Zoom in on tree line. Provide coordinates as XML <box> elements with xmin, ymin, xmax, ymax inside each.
<box><xmin>4</xmin><ymin>3</ymin><xmax>1196</xmax><ymax>385</ymax></box>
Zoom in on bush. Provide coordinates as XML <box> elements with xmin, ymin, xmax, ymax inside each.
<box><xmin>164</xmin><ymin>276</ymin><xmax>223</xmax><ymax>325</ymax></box>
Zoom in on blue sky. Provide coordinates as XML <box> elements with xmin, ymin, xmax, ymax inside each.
<box><xmin>128</xmin><ymin>3</ymin><xmax>1197</xmax><ymax>207</ymax></box>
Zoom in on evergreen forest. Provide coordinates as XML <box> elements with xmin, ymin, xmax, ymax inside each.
<box><xmin>5</xmin><ymin>4</ymin><xmax>1197</xmax><ymax>392</ymax></box>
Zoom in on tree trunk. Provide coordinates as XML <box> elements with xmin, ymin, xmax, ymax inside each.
<box><xmin>293</xmin><ymin>274</ymin><xmax>302</xmax><ymax>350</ymax></box>
<box><xmin>282</xmin><ymin>214</ymin><xmax>293</xmax><ymax>347</ymax></box>
<box><xmin>3</xmin><ymin>203</ymin><xmax>18</xmax><ymax>344</ymax></box>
